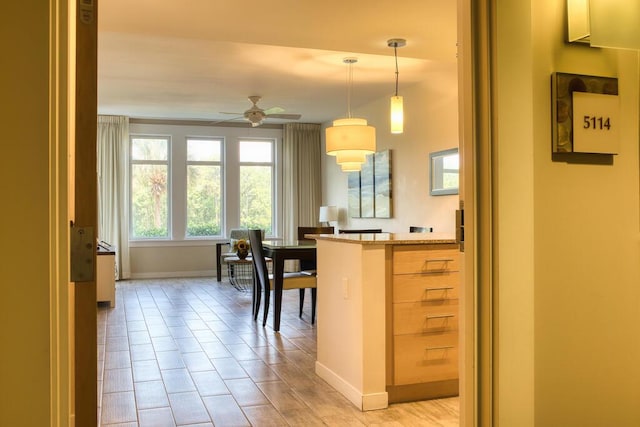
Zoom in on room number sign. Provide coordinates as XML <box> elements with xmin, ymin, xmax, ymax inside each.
<box><xmin>552</xmin><ymin>72</ymin><xmax>619</xmax><ymax>154</ymax></box>
<box><xmin>572</xmin><ymin>91</ymin><xmax>619</xmax><ymax>154</ymax></box>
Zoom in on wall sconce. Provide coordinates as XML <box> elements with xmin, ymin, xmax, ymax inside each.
<box><xmin>319</xmin><ymin>205</ymin><xmax>338</xmax><ymax>228</ymax></box>
<box><xmin>325</xmin><ymin>58</ymin><xmax>376</xmax><ymax>172</ymax></box>
<box><xmin>568</xmin><ymin>0</ymin><xmax>640</xmax><ymax>49</ymax></box>
<box><xmin>388</xmin><ymin>38</ymin><xmax>406</xmax><ymax>134</ymax></box>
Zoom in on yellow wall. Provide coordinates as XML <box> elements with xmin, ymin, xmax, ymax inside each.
<box><xmin>0</xmin><ymin>2</ymin><xmax>54</xmax><ymax>425</ymax></box>
<box><xmin>498</xmin><ymin>0</ymin><xmax>640</xmax><ymax>425</ymax></box>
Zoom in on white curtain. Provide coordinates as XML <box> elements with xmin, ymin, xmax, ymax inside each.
<box><xmin>282</xmin><ymin>123</ymin><xmax>322</xmax><ymax>242</ymax></box>
<box><xmin>97</xmin><ymin>115</ymin><xmax>130</xmax><ymax>279</ymax></box>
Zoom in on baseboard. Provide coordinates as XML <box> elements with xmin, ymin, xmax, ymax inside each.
<box><xmin>315</xmin><ymin>361</ymin><xmax>388</xmax><ymax>411</ymax></box>
<box><xmin>128</xmin><ymin>270</ymin><xmax>216</xmax><ymax>280</ymax></box>
<box><xmin>387</xmin><ymin>379</ymin><xmax>459</xmax><ymax>403</ymax></box>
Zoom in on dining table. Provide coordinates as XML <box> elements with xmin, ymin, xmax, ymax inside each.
<box><xmin>261</xmin><ymin>239</ymin><xmax>317</xmax><ymax>332</ymax></box>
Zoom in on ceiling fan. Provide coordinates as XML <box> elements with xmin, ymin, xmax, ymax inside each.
<box><xmin>218</xmin><ymin>95</ymin><xmax>302</xmax><ymax>127</ymax></box>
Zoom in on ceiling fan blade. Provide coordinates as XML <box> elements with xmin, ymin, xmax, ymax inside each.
<box><xmin>210</xmin><ymin>115</ymin><xmax>244</xmax><ymax>125</ymax></box>
<box><xmin>220</xmin><ymin>111</ymin><xmax>243</xmax><ymax>115</ymax></box>
<box><xmin>266</xmin><ymin>113</ymin><xmax>302</xmax><ymax>120</ymax></box>
<box><xmin>263</xmin><ymin>106</ymin><xmax>285</xmax><ymax>115</ymax></box>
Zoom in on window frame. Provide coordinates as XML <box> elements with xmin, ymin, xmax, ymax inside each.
<box><xmin>127</xmin><ymin>129</ymin><xmax>282</xmax><ymax>245</ymax></box>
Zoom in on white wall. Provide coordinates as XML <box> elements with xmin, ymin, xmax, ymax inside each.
<box><xmin>321</xmin><ymin>62</ymin><xmax>460</xmax><ymax>234</ymax></box>
<box><xmin>497</xmin><ymin>0</ymin><xmax>640</xmax><ymax>425</ymax></box>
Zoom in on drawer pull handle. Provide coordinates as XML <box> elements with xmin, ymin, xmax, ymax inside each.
<box><xmin>424</xmin><ymin>257</ymin><xmax>454</xmax><ymax>263</ymax></box>
<box><xmin>426</xmin><ymin>314</ymin><xmax>455</xmax><ymax>320</ymax></box>
<box><xmin>424</xmin><ymin>286</ymin><xmax>454</xmax><ymax>301</ymax></box>
<box><xmin>425</xmin><ymin>286</ymin><xmax>454</xmax><ymax>292</ymax></box>
<box><xmin>425</xmin><ymin>345</ymin><xmax>454</xmax><ymax>352</ymax></box>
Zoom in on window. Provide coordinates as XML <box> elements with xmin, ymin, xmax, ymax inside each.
<box><xmin>128</xmin><ymin>132</ymin><xmax>280</xmax><ymax>242</ymax></box>
<box><xmin>130</xmin><ymin>136</ymin><xmax>170</xmax><ymax>238</ymax></box>
<box><xmin>186</xmin><ymin>137</ymin><xmax>223</xmax><ymax>237</ymax></box>
<box><xmin>239</xmin><ymin>139</ymin><xmax>274</xmax><ymax>235</ymax></box>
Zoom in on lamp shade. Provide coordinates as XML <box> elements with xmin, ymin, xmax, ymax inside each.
<box><xmin>340</xmin><ymin>162</ymin><xmax>362</xmax><ymax>172</ymax></box>
<box><xmin>325</xmin><ymin>118</ymin><xmax>376</xmax><ymax>156</ymax></box>
<box><xmin>335</xmin><ymin>150</ymin><xmax>367</xmax><ymax>165</ymax></box>
<box><xmin>390</xmin><ymin>95</ymin><xmax>404</xmax><ymax>134</ymax></box>
<box><xmin>319</xmin><ymin>205</ymin><xmax>338</xmax><ymax>223</ymax></box>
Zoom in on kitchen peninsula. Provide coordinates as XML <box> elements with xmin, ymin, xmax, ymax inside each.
<box><xmin>312</xmin><ymin>232</ymin><xmax>460</xmax><ymax>411</ymax></box>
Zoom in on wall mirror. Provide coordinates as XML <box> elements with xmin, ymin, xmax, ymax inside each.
<box><xmin>429</xmin><ymin>148</ymin><xmax>459</xmax><ymax>196</ymax></box>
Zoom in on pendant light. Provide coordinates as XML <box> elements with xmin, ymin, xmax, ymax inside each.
<box><xmin>388</xmin><ymin>38</ymin><xmax>406</xmax><ymax>134</ymax></box>
<box><xmin>326</xmin><ymin>58</ymin><xmax>376</xmax><ymax>172</ymax></box>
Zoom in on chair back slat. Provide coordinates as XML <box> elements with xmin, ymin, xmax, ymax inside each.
<box><xmin>248</xmin><ymin>229</ymin><xmax>269</xmax><ymax>290</ymax></box>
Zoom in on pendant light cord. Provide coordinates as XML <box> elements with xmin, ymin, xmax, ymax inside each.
<box><xmin>346</xmin><ymin>60</ymin><xmax>353</xmax><ymax>118</ymax></box>
<box><xmin>394</xmin><ymin>44</ymin><xmax>399</xmax><ymax>96</ymax></box>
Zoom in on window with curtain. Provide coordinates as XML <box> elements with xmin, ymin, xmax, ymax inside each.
<box><xmin>130</xmin><ymin>136</ymin><xmax>170</xmax><ymax>239</ymax></box>
<box><xmin>239</xmin><ymin>139</ymin><xmax>274</xmax><ymax>235</ymax></box>
<box><xmin>186</xmin><ymin>137</ymin><xmax>223</xmax><ymax>237</ymax></box>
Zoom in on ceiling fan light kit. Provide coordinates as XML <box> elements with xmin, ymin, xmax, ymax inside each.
<box><xmin>217</xmin><ymin>95</ymin><xmax>301</xmax><ymax>127</ymax></box>
<box><xmin>325</xmin><ymin>58</ymin><xmax>376</xmax><ymax>172</ymax></box>
<box><xmin>388</xmin><ymin>38</ymin><xmax>406</xmax><ymax>134</ymax></box>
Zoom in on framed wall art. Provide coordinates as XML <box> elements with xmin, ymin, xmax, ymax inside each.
<box><xmin>348</xmin><ymin>149</ymin><xmax>393</xmax><ymax>218</ymax></box>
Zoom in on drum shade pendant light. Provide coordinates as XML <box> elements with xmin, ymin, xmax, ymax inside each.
<box><xmin>326</xmin><ymin>58</ymin><xmax>376</xmax><ymax>172</ymax></box>
<box><xmin>388</xmin><ymin>38</ymin><xmax>406</xmax><ymax>134</ymax></box>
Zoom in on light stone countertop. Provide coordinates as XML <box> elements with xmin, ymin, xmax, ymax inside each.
<box><xmin>308</xmin><ymin>232</ymin><xmax>457</xmax><ymax>245</ymax></box>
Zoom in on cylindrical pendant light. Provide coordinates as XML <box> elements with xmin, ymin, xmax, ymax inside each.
<box><xmin>388</xmin><ymin>39</ymin><xmax>406</xmax><ymax>134</ymax></box>
<box><xmin>390</xmin><ymin>95</ymin><xmax>404</xmax><ymax>134</ymax></box>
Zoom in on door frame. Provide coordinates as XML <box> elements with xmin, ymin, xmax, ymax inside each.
<box><xmin>458</xmin><ymin>0</ymin><xmax>495</xmax><ymax>425</ymax></box>
<box><xmin>53</xmin><ymin>0</ymin><xmax>497</xmax><ymax>425</ymax></box>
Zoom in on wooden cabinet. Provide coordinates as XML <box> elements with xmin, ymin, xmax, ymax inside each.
<box><xmin>97</xmin><ymin>242</ymin><xmax>116</xmax><ymax>307</ymax></box>
<box><xmin>388</xmin><ymin>243</ymin><xmax>460</xmax><ymax>402</ymax></box>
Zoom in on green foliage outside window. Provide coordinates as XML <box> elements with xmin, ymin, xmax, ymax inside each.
<box><xmin>131</xmin><ymin>135</ymin><xmax>169</xmax><ymax>239</ymax></box>
<box><xmin>186</xmin><ymin>164</ymin><xmax>222</xmax><ymax>236</ymax></box>
<box><xmin>240</xmin><ymin>165</ymin><xmax>272</xmax><ymax>235</ymax></box>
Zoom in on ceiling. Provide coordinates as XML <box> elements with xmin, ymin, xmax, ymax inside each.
<box><xmin>98</xmin><ymin>0</ymin><xmax>457</xmax><ymax>126</ymax></box>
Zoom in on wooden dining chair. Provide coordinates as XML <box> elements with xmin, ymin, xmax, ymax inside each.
<box><xmin>297</xmin><ymin>226</ymin><xmax>333</xmax><ymax>272</ymax></box>
<box><xmin>248</xmin><ymin>229</ymin><xmax>317</xmax><ymax>328</ymax></box>
<box><xmin>297</xmin><ymin>226</ymin><xmax>334</xmax><ymax>241</ymax></box>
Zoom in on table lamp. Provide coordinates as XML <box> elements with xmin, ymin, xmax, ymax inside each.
<box><xmin>319</xmin><ymin>205</ymin><xmax>338</xmax><ymax>229</ymax></box>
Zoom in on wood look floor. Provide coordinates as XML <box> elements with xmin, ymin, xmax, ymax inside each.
<box><xmin>98</xmin><ymin>277</ymin><xmax>459</xmax><ymax>426</ymax></box>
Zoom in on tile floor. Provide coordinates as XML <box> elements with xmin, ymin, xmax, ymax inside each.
<box><xmin>97</xmin><ymin>277</ymin><xmax>459</xmax><ymax>426</ymax></box>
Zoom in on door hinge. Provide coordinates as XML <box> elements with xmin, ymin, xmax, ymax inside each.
<box><xmin>70</xmin><ymin>221</ymin><xmax>95</xmax><ymax>282</ymax></box>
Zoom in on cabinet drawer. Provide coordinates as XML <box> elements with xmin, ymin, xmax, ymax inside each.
<box><xmin>393</xmin><ymin>302</ymin><xmax>459</xmax><ymax>335</ymax></box>
<box><xmin>394</xmin><ymin>332</ymin><xmax>458</xmax><ymax>385</ymax></box>
<box><xmin>393</xmin><ymin>272</ymin><xmax>459</xmax><ymax>303</ymax></box>
<box><xmin>393</xmin><ymin>247</ymin><xmax>460</xmax><ymax>275</ymax></box>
